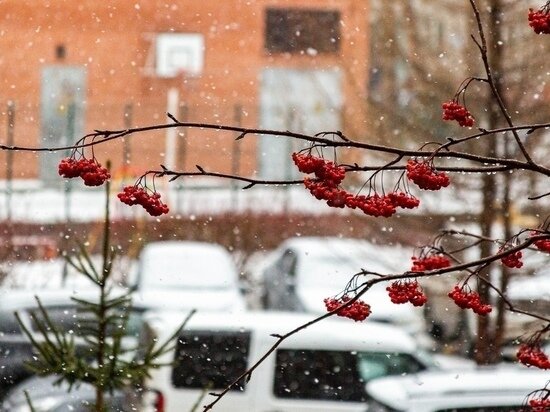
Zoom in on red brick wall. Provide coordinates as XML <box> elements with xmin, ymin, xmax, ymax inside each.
<box><xmin>0</xmin><ymin>0</ymin><xmax>369</xmax><ymax>180</ymax></box>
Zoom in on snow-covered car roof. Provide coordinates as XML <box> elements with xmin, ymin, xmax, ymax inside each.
<box><xmin>144</xmin><ymin>310</ymin><xmax>422</xmax><ymax>354</ymax></box>
<box><xmin>278</xmin><ymin>236</ymin><xmax>410</xmax><ymax>274</ymax></box>
<box><xmin>137</xmin><ymin>240</ymin><xmax>239</xmax><ymax>289</ymax></box>
<box><xmin>365</xmin><ymin>365</ymin><xmax>548</xmax><ymax>411</ymax></box>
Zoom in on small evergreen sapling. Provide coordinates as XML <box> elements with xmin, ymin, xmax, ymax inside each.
<box><xmin>15</xmin><ymin>173</ymin><xmax>193</xmax><ymax>412</ymax></box>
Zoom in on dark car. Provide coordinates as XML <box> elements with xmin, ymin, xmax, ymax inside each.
<box><xmin>0</xmin><ymin>374</ymin><xmax>126</xmax><ymax>412</ymax></box>
<box><xmin>0</xmin><ymin>288</ymin><xmax>146</xmax><ymax>401</ymax></box>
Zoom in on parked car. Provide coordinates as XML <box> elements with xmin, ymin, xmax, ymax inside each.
<box><xmin>364</xmin><ymin>365</ymin><xmax>549</xmax><ymax>411</ymax></box>
<box><xmin>261</xmin><ymin>237</ymin><xmax>429</xmax><ymax>343</ymax></box>
<box><xmin>130</xmin><ymin>310</ymin><xmax>438</xmax><ymax>412</ymax></box>
<box><xmin>134</xmin><ymin>241</ymin><xmax>246</xmax><ymax>312</ymax></box>
<box><xmin>0</xmin><ymin>288</ymin><xmax>156</xmax><ymax>401</ymax></box>
<box><xmin>0</xmin><ymin>374</ymin><xmax>126</xmax><ymax>412</ymax></box>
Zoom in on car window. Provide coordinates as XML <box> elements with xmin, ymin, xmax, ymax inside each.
<box><xmin>274</xmin><ymin>349</ymin><xmax>426</xmax><ymax>402</ymax></box>
<box><xmin>0</xmin><ymin>309</ymin><xmax>21</xmax><ymax>335</ymax></box>
<box><xmin>171</xmin><ymin>330</ymin><xmax>250</xmax><ymax>391</ymax></box>
<box><xmin>274</xmin><ymin>349</ymin><xmax>366</xmax><ymax>402</ymax></box>
<box><xmin>357</xmin><ymin>352</ymin><xmax>425</xmax><ymax>381</ymax></box>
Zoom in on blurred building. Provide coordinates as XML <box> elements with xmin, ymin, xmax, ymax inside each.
<box><xmin>0</xmin><ymin>0</ymin><xmax>369</xmax><ymax>184</ymax></box>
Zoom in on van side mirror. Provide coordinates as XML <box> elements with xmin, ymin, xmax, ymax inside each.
<box><xmin>284</xmin><ymin>275</ymin><xmax>296</xmax><ymax>293</ymax></box>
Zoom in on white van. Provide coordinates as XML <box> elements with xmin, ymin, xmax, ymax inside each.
<box><xmin>261</xmin><ymin>237</ymin><xmax>432</xmax><ymax>346</ymax></box>
<box><xmin>132</xmin><ymin>311</ymin><xmax>436</xmax><ymax>412</ymax></box>
<box><xmin>134</xmin><ymin>241</ymin><xmax>246</xmax><ymax>312</ymax></box>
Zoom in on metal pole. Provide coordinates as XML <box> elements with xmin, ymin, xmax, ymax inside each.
<box><xmin>123</xmin><ymin>103</ymin><xmax>133</xmax><ymax>167</ymax></box>
<box><xmin>176</xmin><ymin>104</ymin><xmax>188</xmax><ymax>212</ymax></box>
<box><xmin>231</xmin><ymin>104</ymin><xmax>242</xmax><ymax>210</ymax></box>
<box><xmin>6</xmin><ymin>101</ymin><xmax>14</xmax><ymax>222</ymax></box>
<box><xmin>165</xmin><ymin>88</ymin><xmax>179</xmax><ymax>170</ymax></box>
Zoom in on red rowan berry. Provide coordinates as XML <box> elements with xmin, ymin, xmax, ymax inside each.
<box><xmin>386</xmin><ymin>280</ymin><xmax>428</xmax><ymax>307</ymax></box>
<box><xmin>531</xmin><ymin>231</ymin><xmax>550</xmax><ymax>253</ymax></box>
<box><xmin>324</xmin><ymin>296</ymin><xmax>371</xmax><ymax>322</ymax></box>
<box><xmin>386</xmin><ymin>191</ymin><xmax>420</xmax><ymax>209</ymax></box>
<box><xmin>117</xmin><ymin>185</ymin><xmax>169</xmax><ymax>216</ymax></box>
<box><xmin>411</xmin><ymin>254</ymin><xmax>451</xmax><ymax>271</ymax></box>
<box><xmin>448</xmin><ymin>285</ymin><xmax>492</xmax><ymax>316</ymax></box>
<box><xmin>58</xmin><ymin>156</ymin><xmax>111</xmax><ymax>186</ymax></box>
<box><xmin>406</xmin><ymin>160</ymin><xmax>450</xmax><ymax>191</ymax></box>
<box><xmin>529</xmin><ymin>396</ymin><xmax>550</xmax><ymax>411</ymax></box>
<box><xmin>529</xmin><ymin>7</ymin><xmax>550</xmax><ymax>34</ymax></box>
<box><xmin>517</xmin><ymin>343</ymin><xmax>550</xmax><ymax>369</ymax></box>
<box><xmin>500</xmin><ymin>249</ymin><xmax>523</xmax><ymax>269</ymax></box>
<box><xmin>442</xmin><ymin>100</ymin><xmax>475</xmax><ymax>127</ymax></box>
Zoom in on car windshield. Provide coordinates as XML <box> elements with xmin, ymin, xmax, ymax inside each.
<box><xmin>139</xmin><ymin>246</ymin><xmax>237</xmax><ymax>289</ymax></box>
<box><xmin>297</xmin><ymin>255</ymin><xmax>359</xmax><ymax>289</ymax></box>
<box><xmin>357</xmin><ymin>352</ymin><xmax>425</xmax><ymax>381</ymax></box>
<box><xmin>295</xmin><ymin>243</ymin><xmax>407</xmax><ymax>289</ymax></box>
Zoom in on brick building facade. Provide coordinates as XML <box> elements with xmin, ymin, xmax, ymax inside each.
<box><xmin>0</xmin><ymin>0</ymin><xmax>369</xmax><ymax>184</ymax></box>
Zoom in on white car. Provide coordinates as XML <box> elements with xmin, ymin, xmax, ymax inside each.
<box><xmin>365</xmin><ymin>365</ymin><xmax>549</xmax><ymax>411</ymax></box>
<box><xmin>134</xmin><ymin>241</ymin><xmax>246</xmax><ymax>312</ymax></box>
<box><xmin>132</xmin><ymin>310</ymin><xmax>438</xmax><ymax>412</ymax></box>
<box><xmin>261</xmin><ymin>237</ymin><xmax>429</xmax><ymax>342</ymax></box>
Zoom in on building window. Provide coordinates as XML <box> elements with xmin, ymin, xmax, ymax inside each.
<box><xmin>265</xmin><ymin>8</ymin><xmax>341</xmax><ymax>54</ymax></box>
<box><xmin>171</xmin><ymin>330</ymin><xmax>251</xmax><ymax>391</ymax></box>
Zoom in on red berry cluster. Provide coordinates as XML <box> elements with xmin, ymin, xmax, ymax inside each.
<box><xmin>303</xmin><ymin>179</ymin><xmax>349</xmax><ymax>208</ymax></box>
<box><xmin>117</xmin><ymin>186</ymin><xmax>169</xmax><ymax>216</ymax></box>
<box><xmin>442</xmin><ymin>100</ymin><xmax>475</xmax><ymax>127</ymax></box>
<box><xmin>292</xmin><ymin>153</ymin><xmax>346</xmax><ymax>186</ymax></box>
<box><xmin>297</xmin><ymin>152</ymin><xmax>421</xmax><ymax>217</ymax></box>
<box><xmin>406</xmin><ymin>160</ymin><xmax>450</xmax><ymax>191</ymax></box>
<box><xmin>58</xmin><ymin>157</ymin><xmax>111</xmax><ymax>186</ymax></box>
<box><xmin>531</xmin><ymin>232</ymin><xmax>550</xmax><ymax>253</ymax></box>
<box><xmin>448</xmin><ymin>285</ymin><xmax>492</xmax><ymax>316</ymax></box>
<box><xmin>344</xmin><ymin>193</ymin><xmax>397</xmax><ymax>217</ymax></box>
<box><xmin>411</xmin><ymin>254</ymin><xmax>451</xmax><ymax>271</ymax></box>
<box><xmin>529</xmin><ymin>8</ymin><xmax>550</xmax><ymax>34</ymax></box>
<box><xmin>500</xmin><ymin>249</ymin><xmax>523</xmax><ymax>269</ymax></box>
<box><xmin>386</xmin><ymin>280</ymin><xmax>428</xmax><ymax>307</ymax></box>
<box><xmin>529</xmin><ymin>396</ymin><xmax>550</xmax><ymax>411</ymax></box>
<box><xmin>386</xmin><ymin>192</ymin><xmax>421</xmax><ymax>209</ymax></box>
<box><xmin>346</xmin><ymin>192</ymin><xmax>421</xmax><ymax>217</ymax></box>
<box><xmin>517</xmin><ymin>343</ymin><xmax>550</xmax><ymax>369</ymax></box>
<box><xmin>324</xmin><ymin>296</ymin><xmax>371</xmax><ymax>322</ymax></box>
